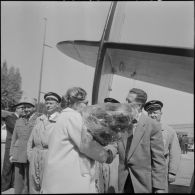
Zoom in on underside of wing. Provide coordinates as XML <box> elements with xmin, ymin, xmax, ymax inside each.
<box><xmin>56</xmin><ymin>40</ymin><xmax>194</xmax><ymax>94</ymax></box>
<box><xmin>57</xmin><ymin>41</ymin><xmax>99</xmax><ymax>67</ymax></box>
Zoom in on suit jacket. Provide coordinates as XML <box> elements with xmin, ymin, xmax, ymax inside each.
<box><xmin>10</xmin><ymin>112</ymin><xmax>40</xmax><ymax>163</ymax></box>
<box><xmin>161</xmin><ymin>123</ymin><xmax>181</xmax><ymax>174</ymax></box>
<box><xmin>117</xmin><ymin>113</ymin><xmax>166</xmax><ymax>193</ymax></box>
<box><xmin>2</xmin><ymin>113</ymin><xmax>18</xmax><ymax>149</ymax></box>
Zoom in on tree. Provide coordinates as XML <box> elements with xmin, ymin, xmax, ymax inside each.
<box><xmin>1</xmin><ymin>61</ymin><xmax>23</xmax><ymax>111</ymax></box>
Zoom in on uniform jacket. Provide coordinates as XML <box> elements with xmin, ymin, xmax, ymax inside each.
<box><xmin>161</xmin><ymin>123</ymin><xmax>181</xmax><ymax>192</ymax></box>
<box><xmin>117</xmin><ymin>113</ymin><xmax>166</xmax><ymax>193</ymax></box>
<box><xmin>10</xmin><ymin>112</ymin><xmax>40</xmax><ymax>163</ymax></box>
<box><xmin>27</xmin><ymin>112</ymin><xmax>60</xmax><ymax>193</ymax></box>
<box><xmin>161</xmin><ymin>123</ymin><xmax>181</xmax><ymax>175</ymax></box>
<box><xmin>27</xmin><ymin>112</ymin><xmax>60</xmax><ymax>160</ymax></box>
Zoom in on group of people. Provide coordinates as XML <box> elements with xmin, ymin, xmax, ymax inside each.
<box><xmin>1</xmin><ymin>86</ymin><xmax>181</xmax><ymax>194</ymax></box>
<box><xmin>1</xmin><ymin>92</ymin><xmax>61</xmax><ymax>194</ymax></box>
<box><xmin>178</xmin><ymin>134</ymin><xmax>189</xmax><ymax>154</ymax></box>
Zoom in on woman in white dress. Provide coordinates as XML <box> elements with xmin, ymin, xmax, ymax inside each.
<box><xmin>41</xmin><ymin>87</ymin><xmax>112</xmax><ymax>193</ymax></box>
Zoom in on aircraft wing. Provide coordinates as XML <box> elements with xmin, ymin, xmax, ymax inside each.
<box><xmin>57</xmin><ymin>41</ymin><xmax>99</xmax><ymax>67</ymax></box>
<box><xmin>57</xmin><ymin>40</ymin><xmax>194</xmax><ymax>94</ymax></box>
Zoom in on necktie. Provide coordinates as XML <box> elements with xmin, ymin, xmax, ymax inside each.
<box><xmin>125</xmin><ymin>133</ymin><xmax>133</xmax><ymax>162</ymax></box>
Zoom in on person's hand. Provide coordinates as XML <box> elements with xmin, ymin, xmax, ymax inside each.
<box><xmin>168</xmin><ymin>173</ymin><xmax>176</xmax><ymax>183</ymax></box>
<box><xmin>154</xmin><ymin>189</ymin><xmax>165</xmax><ymax>193</ymax></box>
<box><xmin>9</xmin><ymin>156</ymin><xmax>13</xmax><ymax>163</ymax></box>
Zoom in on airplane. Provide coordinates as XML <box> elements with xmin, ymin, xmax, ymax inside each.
<box><xmin>55</xmin><ymin>1</ymin><xmax>194</xmax><ymax>193</ymax></box>
<box><xmin>56</xmin><ymin>1</ymin><xmax>194</xmax><ymax>105</ymax></box>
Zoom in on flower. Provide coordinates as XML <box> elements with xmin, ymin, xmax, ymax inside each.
<box><xmin>81</xmin><ymin>103</ymin><xmax>138</xmax><ymax>146</ymax></box>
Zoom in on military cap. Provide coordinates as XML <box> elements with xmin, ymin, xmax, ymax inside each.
<box><xmin>144</xmin><ymin>100</ymin><xmax>163</xmax><ymax>112</ymax></box>
<box><xmin>44</xmin><ymin>92</ymin><xmax>61</xmax><ymax>103</ymax></box>
<box><xmin>104</xmin><ymin>97</ymin><xmax>120</xmax><ymax>103</ymax></box>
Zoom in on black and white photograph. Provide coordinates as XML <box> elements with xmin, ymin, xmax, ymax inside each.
<box><xmin>1</xmin><ymin>1</ymin><xmax>194</xmax><ymax>194</ymax></box>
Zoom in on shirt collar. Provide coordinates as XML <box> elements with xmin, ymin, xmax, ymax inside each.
<box><xmin>48</xmin><ymin>112</ymin><xmax>57</xmax><ymax>120</ymax></box>
<box><xmin>137</xmin><ymin>112</ymin><xmax>142</xmax><ymax>122</ymax></box>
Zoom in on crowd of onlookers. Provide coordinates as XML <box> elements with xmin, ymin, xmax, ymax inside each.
<box><xmin>1</xmin><ymin>86</ymin><xmax>188</xmax><ymax>194</ymax></box>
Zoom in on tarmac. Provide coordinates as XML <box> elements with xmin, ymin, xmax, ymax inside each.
<box><xmin>172</xmin><ymin>152</ymin><xmax>194</xmax><ymax>186</ymax></box>
<box><xmin>1</xmin><ymin>143</ymin><xmax>194</xmax><ymax>194</ymax></box>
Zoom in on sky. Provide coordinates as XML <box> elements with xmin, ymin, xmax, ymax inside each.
<box><xmin>1</xmin><ymin>1</ymin><xmax>194</xmax><ymax>125</ymax></box>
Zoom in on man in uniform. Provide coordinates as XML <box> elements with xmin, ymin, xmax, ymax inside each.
<box><xmin>9</xmin><ymin>97</ymin><xmax>40</xmax><ymax>194</ymax></box>
<box><xmin>27</xmin><ymin>92</ymin><xmax>61</xmax><ymax>193</ymax></box>
<box><xmin>144</xmin><ymin>100</ymin><xmax>181</xmax><ymax>193</ymax></box>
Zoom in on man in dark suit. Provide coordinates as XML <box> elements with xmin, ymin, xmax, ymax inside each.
<box><xmin>111</xmin><ymin>88</ymin><xmax>166</xmax><ymax>193</ymax></box>
<box><xmin>1</xmin><ymin>104</ymin><xmax>24</xmax><ymax>192</ymax></box>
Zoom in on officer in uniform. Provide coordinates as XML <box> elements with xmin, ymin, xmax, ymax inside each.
<box><xmin>144</xmin><ymin>100</ymin><xmax>181</xmax><ymax>193</ymax></box>
<box><xmin>10</xmin><ymin>97</ymin><xmax>40</xmax><ymax>194</ymax></box>
<box><xmin>27</xmin><ymin>92</ymin><xmax>61</xmax><ymax>194</ymax></box>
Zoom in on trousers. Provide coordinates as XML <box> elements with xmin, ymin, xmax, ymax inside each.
<box><xmin>1</xmin><ymin>147</ymin><xmax>15</xmax><ymax>192</ymax></box>
<box><xmin>124</xmin><ymin>174</ymin><xmax>134</xmax><ymax>193</ymax></box>
<box><xmin>14</xmin><ymin>162</ymin><xmax>29</xmax><ymax>194</ymax></box>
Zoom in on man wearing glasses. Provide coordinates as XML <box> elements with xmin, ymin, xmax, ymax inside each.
<box><xmin>1</xmin><ymin>103</ymin><xmax>25</xmax><ymax>192</ymax></box>
<box><xmin>9</xmin><ymin>97</ymin><xmax>40</xmax><ymax>194</ymax></box>
<box><xmin>144</xmin><ymin>100</ymin><xmax>181</xmax><ymax>193</ymax></box>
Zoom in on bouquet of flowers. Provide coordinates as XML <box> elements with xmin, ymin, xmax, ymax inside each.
<box><xmin>81</xmin><ymin>103</ymin><xmax>138</xmax><ymax>146</ymax></box>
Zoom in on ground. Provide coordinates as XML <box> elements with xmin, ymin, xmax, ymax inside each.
<box><xmin>169</xmin><ymin>152</ymin><xmax>194</xmax><ymax>193</ymax></box>
<box><xmin>1</xmin><ymin>143</ymin><xmax>194</xmax><ymax>194</ymax></box>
